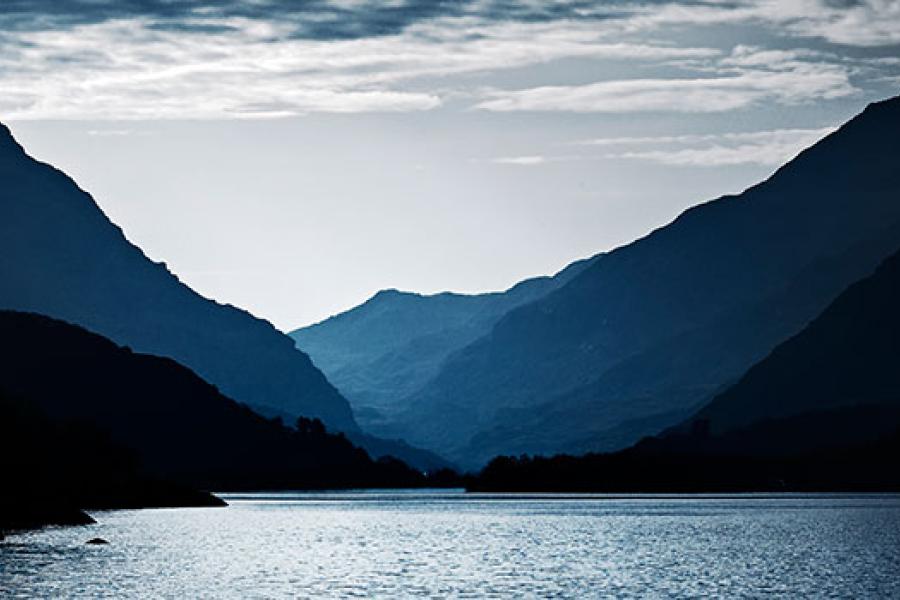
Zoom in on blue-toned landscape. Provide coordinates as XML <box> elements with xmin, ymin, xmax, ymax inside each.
<box><xmin>2</xmin><ymin>1</ymin><xmax>900</xmax><ymax>596</ymax></box>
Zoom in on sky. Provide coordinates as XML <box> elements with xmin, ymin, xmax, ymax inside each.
<box><xmin>2</xmin><ymin>1</ymin><xmax>899</xmax><ymax>330</ymax></box>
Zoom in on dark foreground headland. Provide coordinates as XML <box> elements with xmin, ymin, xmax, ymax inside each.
<box><xmin>0</xmin><ymin>310</ymin><xmax>443</xmax><ymax>537</ymax></box>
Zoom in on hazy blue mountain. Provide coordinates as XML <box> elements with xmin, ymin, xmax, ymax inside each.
<box><xmin>0</xmin><ymin>310</ymin><xmax>426</xmax><ymax>492</ymax></box>
<box><xmin>471</xmin><ymin>248</ymin><xmax>900</xmax><ymax>492</ymax></box>
<box><xmin>291</xmin><ymin>257</ymin><xmax>596</xmax><ymax>433</ymax></box>
<box><xmin>0</xmin><ymin>122</ymin><xmax>354</xmax><ymax>431</ymax></box>
<box><xmin>393</xmin><ymin>95</ymin><xmax>900</xmax><ymax>467</ymax></box>
<box><xmin>467</xmin><ymin>221</ymin><xmax>900</xmax><ymax>463</ymax></box>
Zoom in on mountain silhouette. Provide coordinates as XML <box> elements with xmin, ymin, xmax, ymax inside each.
<box><xmin>468</xmin><ymin>220</ymin><xmax>900</xmax><ymax>463</ymax></box>
<box><xmin>682</xmin><ymin>243</ymin><xmax>900</xmax><ymax>439</ymax></box>
<box><xmin>291</xmin><ymin>257</ymin><xmax>596</xmax><ymax>435</ymax></box>
<box><xmin>0</xmin><ymin>123</ymin><xmax>353</xmax><ymax>431</ymax></box>
<box><xmin>382</xmin><ymin>95</ymin><xmax>900</xmax><ymax>467</ymax></box>
<box><xmin>0</xmin><ymin>310</ymin><xmax>427</xmax><ymax>493</ymax></box>
<box><xmin>470</xmin><ymin>246</ymin><xmax>900</xmax><ymax>492</ymax></box>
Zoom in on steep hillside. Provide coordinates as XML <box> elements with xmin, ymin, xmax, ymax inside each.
<box><xmin>291</xmin><ymin>257</ymin><xmax>595</xmax><ymax>433</ymax></box>
<box><xmin>396</xmin><ymin>95</ymin><xmax>900</xmax><ymax>466</ymax></box>
<box><xmin>0</xmin><ymin>310</ymin><xmax>425</xmax><ymax>491</ymax></box>
<box><xmin>467</xmin><ymin>222</ymin><xmax>900</xmax><ymax>463</ymax></box>
<box><xmin>686</xmin><ymin>245</ymin><xmax>900</xmax><ymax>435</ymax></box>
<box><xmin>0</xmin><ymin>123</ymin><xmax>354</xmax><ymax>431</ymax></box>
<box><xmin>470</xmin><ymin>248</ymin><xmax>900</xmax><ymax>491</ymax></box>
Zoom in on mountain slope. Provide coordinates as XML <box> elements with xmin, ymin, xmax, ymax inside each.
<box><xmin>0</xmin><ymin>310</ymin><xmax>424</xmax><ymax>491</ymax></box>
<box><xmin>467</xmin><ymin>220</ymin><xmax>900</xmax><ymax>463</ymax></box>
<box><xmin>686</xmin><ymin>244</ymin><xmax>900</xmax><ymax>436</ymax></box>
<box><xmin>395</xmin><ymin>95</ymin><xmax>900</xmax><ymax>466</ymax></box>
<box><xmin>0</xmin><ymin>122</ymin><xmax>354</xmax><ymax>431</ymax></box>
<box><xmin>470</xmin><ymin>247</ymin><xmax>900</xmax><ymax>492</ymax></box>
<box><xmin>291</xmin><ymin>256</ymin><xmax>596</xmax><ymax>433</ymax></box>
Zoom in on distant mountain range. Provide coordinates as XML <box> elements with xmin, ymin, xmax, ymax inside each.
<box><xmin>4</xmin><ymin>93</ymin><xmax>898</xmax><ymax>496</ymax></box>
<box><xmin>291</xmin><ymin>257</ymin><xmax>596</xmax><ymax>433</ymax></box>
<box><xmin>470</xmin><ymin>246</ymin><xmax>900</xmax><ymax>492</ymax></box>
<box><xmin>294</xmin><ymin>96</ymin><xmax>900</xmax><ymax>468</ymax></box>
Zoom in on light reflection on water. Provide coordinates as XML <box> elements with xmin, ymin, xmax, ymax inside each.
<box><xmin>2</xmin><ymin>492</ymin><xmax>899</xmax><ymax>598</ymax></box>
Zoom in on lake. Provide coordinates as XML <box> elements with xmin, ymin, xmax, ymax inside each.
<box><xmin>2</xmin><ymin>492</ymin><xmax>899</xmax><ymax>597</ymax></box>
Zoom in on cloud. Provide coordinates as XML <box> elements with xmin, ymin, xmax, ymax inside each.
<box><xmin>0</xmin><ymin>0</ymin><xmax>467</xmax><ymax>40</ymax></box>
<box><xmin>2</xmin><ymin>1</ymin><xmax>899</xmax><ymax>46</ymax></box>
<box><xmin>488</xmin><ymin>127</ymin><xmax>838</xmax><ymax>167</ymax></box>
<box><xmin>601</xmin><ymin>127</ymin><xmax>837</xmax><ymax>166</ymax></box>
<box><xmin>622</xmin><ymin>0</ymin><xmax>900</xmax><ymax>47</ymax></box>
<box><xmin>0</xmin><ymin>2</ymin><xmax>896</xmax><ymax>119</ymax></box>
<box><xmin>491</xmin><ymin>155</ymin><xmax>547</xmax><ymax>165</ymax></box>
<box><xmin>0</xmin><ymin>13</ymin><xmax>722</xmax><ymax>119</ymax></box>
<box><xmin>475</xmin><ymin>47</ymin><xmax>858</xmax><ymax>112</ymax></box>
<box><xmin>86</xmin><ymin>128</ymin><xmax>137</xmax><ymax>136</ymax></box>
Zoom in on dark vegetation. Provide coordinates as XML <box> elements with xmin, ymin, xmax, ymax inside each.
<box><xmin>471</xmin><ymin>407</ymin><xmax>900</xmax><ymax>492</ymax></box>
<box><xmin>0</xmin><ymin>391</ymin><xmax>223</xmax><ymax>536</ymax></box>
<box><xmin>0</xmin><ymin>310</ymin><xmax>450</xmax><ymax>534</ymax></box>
<box><xmin>469</xmin><ymin>247</ymin><xmax>900</xmax><ymax>491</ymax></box>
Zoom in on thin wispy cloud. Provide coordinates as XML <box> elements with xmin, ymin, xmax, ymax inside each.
<box><xmin>624</xmin><ymin>0</ymin><xmax>900</xmax><ymax>46</ymax></box>
<box><xmin>491</xmin><ymin>155</ymin><xmax>547</xmax><ymax>166</ymax></box>
<box><xmin>486</xmin><ymin>128</ymin><xmax>837</xmax><ymax>167</ymax></box>
<box><xmin>475</xmin><ymin>47</ymin><xmax>858</xmax><ymax>113</ymax></box>
<box><xmin>601</xmin><ymin>127</ymin><xmax>838</xmax><ymax>166</ymax></box>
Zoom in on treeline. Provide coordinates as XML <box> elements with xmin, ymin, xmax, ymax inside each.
<box><xmin>0</xmin><ymin>311</ymin><xmax>459</xmax><ymax>535</ymax></box>
<box><xmin>468</xmin><ymin>405</ymin><xmax>900</xmax><ymax>492</ymax></box>
<box><xmin>0</xmin><ymin>392</ymin><xmax>223</xmax><ymax>535</ymax></box>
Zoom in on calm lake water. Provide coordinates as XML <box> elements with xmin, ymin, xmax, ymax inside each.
<box><xmin>2</xmin><ymin>492</ymin><xmax>899</xmax><ymax>598</ymax></box>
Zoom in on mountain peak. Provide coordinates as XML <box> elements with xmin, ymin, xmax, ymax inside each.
<box><xmin>0</xmin><ymin>118</ymin><xmax>358</xmax><ymax>432</ymax></box>
<box><xmin>0</xmin><ymin>122</ymin><xmax>25</xmax><ymax>156</ymax></box>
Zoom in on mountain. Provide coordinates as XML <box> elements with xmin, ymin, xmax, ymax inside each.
<box><xmin>390</xmin><ymin>95</ymin><xmax>900</xmax><ymax>467</ymax></box>
<box><xmin>290</xmin><ymin>257</ymin><xmax>596</xmax><ymax>434</ymax></box>
<box><xmin>467</xmin><ymin>221</ymin><xmax>900</xmax><ymax>462</ymax></box>
<box><xmin>470</xmin><ymin>247</ymin><xmax>900</xmax><ymax>492</ymax></box>
<box><xmin>0</xmin><ymin>310</ymin><xmax>426</xmax><ymax>492</ymax></box>
<box><xmin>0</xmin><ymin>123</ymin><xmax>353</xmax><ymax>431</ymax></box>
<box><xmin>684</xmin><ymin>243</ymin><xmax>900</xmax><ymax>439</ymax></box>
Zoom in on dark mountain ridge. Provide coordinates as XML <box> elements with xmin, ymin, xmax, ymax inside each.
<box><xmin>392</xmin><ymin>95</ymin><xmax>900</xmax><ymax>466</ymax></box>
<box><xmin>0</xmin><ymin>123</ymin><xmax>354</xmax><ymax>431</ymax></box>
<box><xmin>470</xmin><ymin>245</ymin><xmax>900</xmax><ymax>491</ymax></box>
<box><xmin>0</xmin><ymin>309</ymin><xmax>426</xmax><ymax>492</ymax></box>
<box><xmin>685</xmin><ymin>241</ymin><xmax>900</xmax><ymax>436</ymax></box>
<box><xmin>467</xmin><ymin>217</ymin><xmax>900</xmax><ymax>463</ymax></box>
